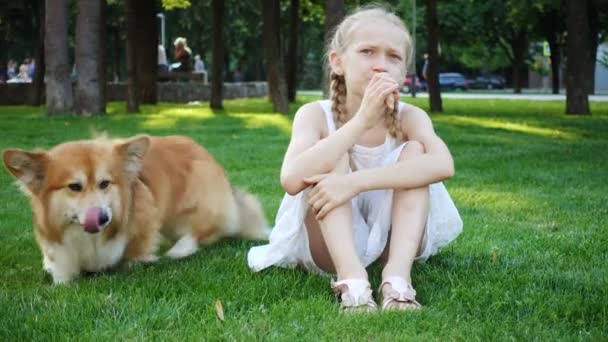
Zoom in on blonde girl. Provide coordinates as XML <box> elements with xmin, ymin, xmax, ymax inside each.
<box><xmin>248</xmin><ymin>6</ymin><xmax>462</xmax><ymax>312</ymax></box>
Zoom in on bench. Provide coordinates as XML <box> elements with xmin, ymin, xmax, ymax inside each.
<box><xmin>158</xmin><ymin>71</ymin><xmax>208</xmax><ymax>84</ymax></box>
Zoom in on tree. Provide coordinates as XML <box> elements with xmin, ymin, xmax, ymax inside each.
<box><xmin>210</xmin><ymin>0</ymin><xmax>225</xmax><ymax>109</ymax></box>
<box><xmin>286</xmin><ymin>0</ymin><xmax>300</xmax><ymax>102</ymax></box>
<box><xmin>425</xmin><ymin>0</ymin><xmax>442</xmax><ymax>112</ymax></box>
<box><xmin>125</xmin><ymin>0</ymin><xmax>139</xmax><ymax>113</ymax></box>
<box><xmin>45</xmin><ymin>0</ymin><xmax>73</xmax><ymax>115</ymax></box>
<box><xmin>28</xmin><ymin>0</ymin><xmax>45</xmax><ymax>106</ymax></box>
<box><xmin>536</xmin><ymin>1</ymin><xmax>566</xmax><ymax>94</ymax></box>
<box><xmin>134</xmin><ymin>1</ymin><xmax>157</xmax><ymax>104</ymax></box>
<box><xmin>565</xmin><ymin>0</ymin><xmax>591</xmax><ymax>114</ymax></box>
<box><xmin>75</xmin><ymin>0</ymin><xmax>105</xmax><ymax>116</ymax></box>
<box><xmin>262</xmin><ymin>0</ymin><xmax>288</xmax><ymax>114</ymax></box>
<box><xmin>322</xmin><ymin>0</ymin><xmax>344</xmax><ymax>98</ymax></box>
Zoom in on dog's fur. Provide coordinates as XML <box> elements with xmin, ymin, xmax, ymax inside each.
<box><xmin>2</xmin><ymin>135</ymin><xmax>268</xmax><ymax>284</ymax></box>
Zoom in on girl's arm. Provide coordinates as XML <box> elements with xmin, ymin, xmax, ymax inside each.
<box><xmin>282</xmin><ymin>73</ymin><xmax>400</xmax><ymax>195</ymax></box>
<box><xmin>280</xmin><ymin>102</ymin><xmax>368</xmax><ymax>195</ymax></box>
<box><xmin>351</xmin><ymin>105</ymin><xmax>455</xmax><ymax>192</ymax></box>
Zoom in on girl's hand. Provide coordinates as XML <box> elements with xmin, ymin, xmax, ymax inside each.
<box><xmin>356</xmin><ymin>72</ymin><xmax>400</xmax><ymax>129</ymax></box>
<box><xmin>303</xmin><ymin>173</ymin><xmax>358</xmax><ymax>220</ymax></box>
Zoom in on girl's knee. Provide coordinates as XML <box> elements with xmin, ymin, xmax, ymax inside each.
<box><xmin>398</xmin><ymin>140</ymin><xmax>425</xmax><ymax>161</ymax></box>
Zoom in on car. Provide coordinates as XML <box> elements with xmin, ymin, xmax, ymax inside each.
<box><xmin>439</xmin><ymin>72</ymin><xmax>469</xmax><ymax>90</ymax></box>
<box><xmin>402</xmin><ymin>75</ymin><xmax>427</xmax><ymax>93</ymax></box>
<box><xmin>471</xmin><ymin>75</ymin><xmax>506</xmax><ymax>89</ymax></box>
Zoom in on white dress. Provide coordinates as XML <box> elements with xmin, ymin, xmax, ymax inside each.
<box><xmin>248</xmin><ymin>100</ymin><xmax>463</xmax><ymax>274</ymax></box>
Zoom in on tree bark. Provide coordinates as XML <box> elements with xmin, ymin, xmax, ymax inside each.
<box><xmin>125</xmin><ymin>0</ymin><xmax>139</xmax><ymax>113</ymax></box>
<box><xmin>286</xmin><ymin>0</ymin><xmax>300</xmax><ymax>102</ymax></box>
<box><xmin>322</xmin><ymin>0</ymin><xmax>344</xmax><ymax>98</ymax></box>
<box><xmin>540</xmin><ymin>9</ymin><xmax>565</xmax><ymax>95</ymax></box>
<box><xmin>262</xmin><ymin>0</ymin><xmax>289</xmax><ymax>114</ymax></box>
<box><xmin>45</xmin><ymin>0</ymin><xmax>73</xmax><ymax>115</ymax></box>
<box><xmin>566</xmin><ymin>0</ymin><xmax>591</xmax><ymax>115</ymax></box>
<box><xmin>134</xmin><ymin>0</ymin><xmax>157</xmax><ymax>104</ymax></box>
<box><xmin>425</xmin><ymin>0</ymin><xmax>442</xmax><ymax>112</ymax></box>
<box><xmin>75</xmin><ymin>0</ymin><xmax>105</xmax><ymax>116</ymax></box>
<box><xmin>511</xmin><ymin>30</ymin><xmax>528</xmax><ymax>94</ymax></box>
<box><xmin>547</xmin><ymin>35</ymin><xmax>561</xmax><ymax>95</ymax></box>
<box><xmin>28</xmin><ymin>0</ymin><xmax>45</xmax><ymax>106</ymax></box>
<box><xmin>587</xmin><ymin>0</ymin><xmax>599</xmax><ymax>95</ymax></box>
<box><xmin>210</xmin><ymin>0</ymin><xmax>225</xmax><ymax>109</ymax></box>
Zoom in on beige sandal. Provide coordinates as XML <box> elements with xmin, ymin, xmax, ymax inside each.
<box><xmin>331</xmin><ymin>278</ymin><xmax>378</xmax><ymax>313</ymax></box>
<box><xmin>380</xmin><ymin>276</ymin><xmax>422</xmax><ymax>311</ymax></box>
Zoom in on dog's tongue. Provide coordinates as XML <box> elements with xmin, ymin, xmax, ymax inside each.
<box><xmin>83</xmin><ymin>207</ymin><xmax>101</xmax><ymax>233</ymax></box>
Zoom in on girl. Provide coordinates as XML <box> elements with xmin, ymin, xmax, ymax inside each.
<box><xmin>248</xmin><ymin>7</ymin><xmax>463</xmax><ymax>312</ymax></box>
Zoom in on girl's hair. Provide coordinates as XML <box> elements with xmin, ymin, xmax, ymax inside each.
<box><xmin>326</xmin><ymin>6</ymin><xmax>412</xmax><ymax>141</ymax></box>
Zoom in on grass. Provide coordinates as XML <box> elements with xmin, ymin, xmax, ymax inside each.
<box><xmin>0</xmin><ymin>96</ymin><xmax>607</xmax><ymax>340</ymax></box>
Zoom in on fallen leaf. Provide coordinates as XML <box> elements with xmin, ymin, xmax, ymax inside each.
<box><xmin>215</xmin><ymin>299</ymin><xmax>225</xmax><ymax>321</ymax></box>
<box><xmin>491</xmin><ymin>250</ymin><xmax>497</xmax><ymax>263</ymax></box>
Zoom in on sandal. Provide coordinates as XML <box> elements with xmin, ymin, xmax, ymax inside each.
<box><xmin>331</xmin><ymin>278</ymin><xmax>378</xmax><ymax>313</ymax></box>
<box><xmin>380</xmin><ymin>276</ymin><xmax>422</xmax><ymax>311</ymax></box>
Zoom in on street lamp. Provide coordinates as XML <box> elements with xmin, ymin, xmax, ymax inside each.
<box><xmin>157</xmin><ymin>13</ymin><xmax>165</xmax><ymax>48</ymax></box>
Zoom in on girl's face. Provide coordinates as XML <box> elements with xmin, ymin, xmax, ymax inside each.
<box><xmin>331</xmin><ymin>21</ymin><xmax>408</xmax><ymax>97</ymax></box>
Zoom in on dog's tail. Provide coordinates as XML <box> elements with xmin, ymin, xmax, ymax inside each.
<box><xmin>229</xmin><ymin>186</ymin><xmax>270</xmax><ymax>240</ymax></box>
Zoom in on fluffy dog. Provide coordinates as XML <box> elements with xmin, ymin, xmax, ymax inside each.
<box><xmin>2</xmin><ymin>135</ymin><xmax>268</xmax><ymax>284</ymax></box>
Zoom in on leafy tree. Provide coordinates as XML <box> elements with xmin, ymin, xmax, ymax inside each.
<box><xmin>126</xmin><ymin>0</ymin><xmax>139</xmax><ymax>112</ymax></box>
<box><xmin>210</xmin><ymin>0</ymin><xmax>225</xmax><ymax>109</ymax></box>
<box><xmin>75</xmin><ymin>0</ymin><xmax>106</xmax><ymax>115</ymax></box>
<box><xmin>46</xmin><ymin>0</ymin><xmax>73</xmax><ymax>115</ymax></box>
<box><xmin>425</xmin><ymin>0</ymin><xmax>442</xmax><ymax>111</ymax></box>
<box><xmin>566</xmin><ymin>0</ymin><xmax>591</xmax><ymax>114</ymax></box>
<box><xmin>262</xmin><ymin>0</ymin><xmax>288</xmax><ymax>114</ymax></box>
<box><xmin>286</xmin><ymin>0</ymin><xmax>300</xmax><ymax>102</ymax></box>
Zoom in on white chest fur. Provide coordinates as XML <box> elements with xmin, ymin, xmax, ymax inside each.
<box><xmin>41</xmin><ymin>227</ymin><xmax>128</xmax><ymax>284</ymax></box>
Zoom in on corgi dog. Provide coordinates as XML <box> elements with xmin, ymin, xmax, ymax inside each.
<box><xmin>2</xmin><ymin>135</ymin><xmax>268</xmax><ymax>284</ymax></box>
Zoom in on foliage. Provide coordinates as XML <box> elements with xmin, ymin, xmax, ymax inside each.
<box><xmin>161</xmin><ymin>0</ymin><xmax>191</xmax><ymax>10</ymax></box>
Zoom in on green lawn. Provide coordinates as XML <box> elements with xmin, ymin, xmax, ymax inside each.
<box><xmin>0</xmin><ymin>97</ymin><xmax>606</xmax><ymax>340</ymax></box>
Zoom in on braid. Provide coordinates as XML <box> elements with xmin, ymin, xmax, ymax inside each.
<box><xmin>330</xmin><ymin>72</ymin><xmax>348</xmax><ymax>128</ymax></box>
<box><xmin>385</xmin><ymin>97</ymin><xmax>404</xmax><ymax>141</ymax></box>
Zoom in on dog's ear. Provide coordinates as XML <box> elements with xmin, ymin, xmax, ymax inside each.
<box><xmin>2</xmin><ymin>148</ymin><xmax>48</xmax><ymax>194</ymax></box>
<box><xmin>115</xmin><ymin>135</ymin><xmax>150</xmax><ymax>177</ymax></box>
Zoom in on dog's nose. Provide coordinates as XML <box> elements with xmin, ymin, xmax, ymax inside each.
<box><xmin>99</xmin><ymin>209</ymin><xmax>109</xmax><ymax>226</ymax></box>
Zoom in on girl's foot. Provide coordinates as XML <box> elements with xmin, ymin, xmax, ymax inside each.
<box><xmin>380</xmin><ymin>276</ymin><xmax>421</xmax><ymax>311</ymax></box>
<box><xmin>331</xmin><ymin>278</ymin><xmax>378</xmax><ymax>313</ymax></box>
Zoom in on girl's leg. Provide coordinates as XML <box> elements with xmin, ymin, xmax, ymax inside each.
<box><xmin>305</xmin><ymin>155</ymin><xmax>367</xmax><ymax>281</ymax></box>
<box><xmin>381</xmin><ymin>140</ymin><xmax>429</xmax><ymax>308</ymax></box>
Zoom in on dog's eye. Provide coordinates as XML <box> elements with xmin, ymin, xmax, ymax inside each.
<box><xmin>68</xmin><ymin>183</ymin><xmax>82</xmax><ymax>192</ymax></box>
<box><xmin>99</xmin><ymin>180</ymin><xmax>110</xmax><ymax>190</ymax></box>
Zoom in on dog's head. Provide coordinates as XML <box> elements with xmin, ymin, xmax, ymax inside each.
<box><xmin>2</xmin><ymin>135</ymin><xmax>150</xmax><ymax>234</ymax></box>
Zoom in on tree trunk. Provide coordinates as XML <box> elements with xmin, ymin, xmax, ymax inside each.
<box><xmin>322</xmin><ymin>0</ymin><xmax>345</xmax><ymax>98</ymax></box>
<box><xmin>29</xmin><ymin>0</ymin><xmax>45</xmax><ymax>106</ymax></box>
<box><xmin>547</xmin><ymin>36</ymin><xmax>561</xmax><ymax>94</ymax></box>
<box><xmin>125</xmin><ymin>0</ymin><xmax>139</xmax><ymax>113</ymax></box>
<box><xmin>511</xmin><ymin>30</ymin><xmax>527</xmax><ymax>94</ymax></box>
<box><xmin>210</xmin><ymin>0</ymin><xmax>225</xmax><ymax>109</ymax></box>
<box><xmin>566</xmin><ymin>0</ymin><xmax>591</xmax><ymax>115</ymax></box>
<box><xmin>45</xmin><ymin>0</ymin><xmax>73</xmax><ymax>115</ymax></box>
<box><xmin>540</xmin><ymin>9</ymin><xmax>564</xmax><ymax>95</ymax></box>
<box><xmin>587</xmin><ymin>0</ymin><xmax>599</xmax><ymax>95</ymax></box>
<box><xmin>286</xmin><ymin>0</ymin><xmax>300</xmax><ymax>102</ymax></box>
<box><xmin>425</xmin><ymin>0</ymin><xmax>442</xmax><ymax>112</ymax></box>
<box><xmin>262</xmin><ymin>0</ymin><xmax>288</xmax><ymax>114</ymax></box>
<box><xmin>134</xmin><ymin>0</ymin><xmax>157</xmax><ymax>103</ymax></box>
<box><xmin>75</xmin><ymin>0</ymin><xmax>105</xmax><ymax>116</ymax></box>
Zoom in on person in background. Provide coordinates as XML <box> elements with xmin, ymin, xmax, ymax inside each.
<box><xmin>173</xmin><ymin>37</ymin><xmax>192</xmax><ymax>73</ymax></box>
<box><xmin>158</xmin><ymin>43</ymin><xmax>168</xmax><ymax>72</ymax></box>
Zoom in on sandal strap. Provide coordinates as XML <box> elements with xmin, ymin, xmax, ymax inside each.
<box><xmin>331</xmin><ymin>278</ymin><xmax>377</xmax><ymax>309</ymax></box>
<box><xmin>380</xmin><ymin>276</ymin><xmax>421</xmax><ymax>309</ymax></box>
